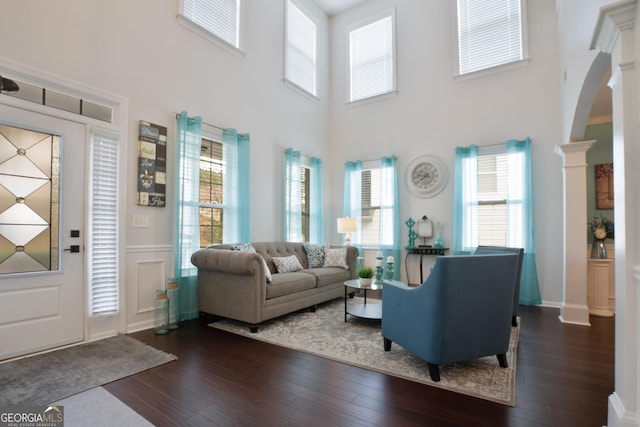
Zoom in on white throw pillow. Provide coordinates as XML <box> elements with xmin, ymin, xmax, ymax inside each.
<box><xmin>323</xmin><ymin>247</ymin><xmax>349</xmax><ymax>269</ymax></box>
<box><xmin>272</xmin><ymin>254</ymin><xmax>304</xmax><ymax>273</ymax></box>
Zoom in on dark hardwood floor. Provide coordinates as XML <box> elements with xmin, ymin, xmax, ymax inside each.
<box><xmin>105</xmin><ymin>305</ymin><xmax>614</xmax><ymax>426</ymax></box>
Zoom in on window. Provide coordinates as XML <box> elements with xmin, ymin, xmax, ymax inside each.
<box><xmin>285</xmin><ymin>0</ymin><xmax>317</xmax><ymax>97</ymax></box>
<box><xmin>88</xmin><ymin>130</ymin><xmax>119</xmax><ymax>315</ymax></box>
<box><xmin>348</xmin><ymin>11</ymin><xmax>396</xmax><ymax>103</ymax></box>
<box><xmin>199</xmin><ymin>137</ymin><xmax>224</xmax><ymax>247</ymax></box>
<box><xmin>360</xmin><ymin>167</ymin><xmax>382</xmax><ymax>246</ymax></box>
<box><xmin>456</xmin><ymin>0</ymin><xmax>526</xmax><ymax>75</ymax></box>
<box><xmin>284</xmin><ymin>149</ymin><xmax>322</xmax><ymax>243</ymax></box>
<box><xmin>454</xmin><ymin>141</ymin><xmax>529</xmax><ymax>252</ymax></box>
<box><xmin>179</xmin><ymin>0</ymin><xmax>242</xmax><ymax>52</ymax></box>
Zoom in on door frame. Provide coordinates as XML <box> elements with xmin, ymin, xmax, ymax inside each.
<box><xmin>0</xmin><ymin>57</ymin><xmax>129</xmax><ymax>343</ymax></box>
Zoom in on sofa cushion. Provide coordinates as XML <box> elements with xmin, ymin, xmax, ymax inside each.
<box><xmin>303</xmin><ymin>243</ymin><xmax>327</xmax><ymax>268</ymax></box>
<box><xmin>272</xmin><ymin>254</ymin><xmax>304</xmax><ymax>273</ymax></box>
<box><xmin>231</xmin><ymin>243</ymin><xmax>272</xmax><ymax>283</ymax></box>
<box><xmin>303</xmin><ymin>267</ymin><xmax>352</xmax><ymax>288</ymax></box>
<box><xmin>266</xmin><ymin>272</ymin><xmax>316</xmax><ymax>299</ymax></box>
<box><xmin>323</xmin><ymin>247</ymin><xmax>349</xmax><ymax>269</ymax></box>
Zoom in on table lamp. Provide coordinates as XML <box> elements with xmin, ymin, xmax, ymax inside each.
<box><xmin>417</xmin><ymin>215</ymin><xmax>433</xmax><ymax>247</ymax></box>
<box><xmin>337</xmin><ymin>217</ymin><xmax>357</xmax><ymax>246</ymax></box>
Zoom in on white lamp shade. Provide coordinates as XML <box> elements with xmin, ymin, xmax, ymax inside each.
<box><xmin>417</xmin><ymin>218</ymin><xmax>433</xmax><ymax>238</ymax></box>
<box><xmin>337</xmin><ymin>217</ymin><xmax>357</xmax><ymax>233</ymax></box>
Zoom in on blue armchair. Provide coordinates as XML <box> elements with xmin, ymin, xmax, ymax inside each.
<box><xmin>381</xmin><ymin>254</ymin><xmax>519</xmax><ymax>382</ymax></box>
<box><xmin>474</xmin><ymin>246</ymin><xmax>524</xmax><ymax>327</ymax></box>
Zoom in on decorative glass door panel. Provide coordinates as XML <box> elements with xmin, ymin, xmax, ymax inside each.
<box><xmin>0</xmin><ymin>124</ymin><xmax>59</xmax><ymax>274</ymax></box>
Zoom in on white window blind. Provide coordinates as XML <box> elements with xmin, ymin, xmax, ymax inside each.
<box><xmin>89</xmin><ymin>130</ymin><xmax>119</xmax><ymax>315</ymax></box>
<box><xmin>360</xmin><ymin>167</ymin><xmax>381</xmax><ymax>246</ymax></box>
<box><xmin>349</xmin><ymin>14</ymin><xmax>394</xmax><ymax>102</ymax></box>
<box><xmin>181</xmin><ymin>0</ymin><xmax>240</xmax><ymax>48</ymax></box>
<box><xmin>286</xmin><ymin>1</ymin><xmax>317</xmax><ymax>96</ymax></box>
<box><xmin>457</xmin><ymin>0</ymin><xmax>523</xmax><ymax>75</ymax></box>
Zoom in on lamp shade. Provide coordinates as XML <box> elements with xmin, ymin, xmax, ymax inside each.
<box><xmin>337</xmin><ymin>217</ymin><xmax>357</xmax><ymax>233</ymax></box>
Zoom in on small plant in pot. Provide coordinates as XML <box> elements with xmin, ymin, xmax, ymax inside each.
<box><xmin>358</xmin><ymin>266</ymin><xmax>374</xmax><ymax>286</ymax></box>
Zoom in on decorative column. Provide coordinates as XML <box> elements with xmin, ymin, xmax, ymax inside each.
<box><xmin>591</xmin><ymin>1</ymin><xmax>638</xmax><ymax>426</ymax></box>
<box><xmin>555</xmin><ymin>141</ymin><xmax>595</xmax><ymax>326</ymax></box>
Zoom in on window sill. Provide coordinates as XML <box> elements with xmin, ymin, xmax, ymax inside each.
<box><xmin>347</xmin><ymin>90</ymin><xmax>397</xmax><ymax>108</ymax></box>
<box><xmin>283</xmin><ymin>79</ymin><xmax>319</xmax><ymax>103</ymax></box>
<box><xmin>177</xmin><ymin>14</ymin><xmax>246</xmax><ymax>59</ymax></box>
<box><xmin>454</xmin><ymin>58</ymin><xmax>530</xmax><ymax>82</ymax></box>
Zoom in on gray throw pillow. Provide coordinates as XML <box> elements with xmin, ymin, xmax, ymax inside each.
<box><xmin>272</xmin><ymin>254</ymin><xmax>304</xmax><ymax>273</ymax></box>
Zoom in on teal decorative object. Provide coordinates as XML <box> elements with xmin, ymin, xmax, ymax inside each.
<box><xmin>433</xmin><ymin>222</ymin><xmax>444</xmax><ymax>248</ymax></box>
<box><xmin>406</xmin><ymin>217</ymin><xmax>417</xmax><ymax>248</ymax></box>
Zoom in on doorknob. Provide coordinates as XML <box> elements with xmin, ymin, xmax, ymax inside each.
<box><xmin>64</xmin><ymin>245</ymin><xmax>80</xmax><ymax>253</ymax></box>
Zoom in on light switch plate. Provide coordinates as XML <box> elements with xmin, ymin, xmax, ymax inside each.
<box><xmin>132</xmin><ymin>214</ymin><xmax>149</xmax><ymax>228</ymax></box>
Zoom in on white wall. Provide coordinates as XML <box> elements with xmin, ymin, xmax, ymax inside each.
<box><xmin>0</xmin><ymin>0</ymin><xmax>332</xmax><ymax>330</ymax></box>
<box><xmin>328</xmin><ymin>0</ymin><xmax>565</xmax><ymax>303</ymax></box>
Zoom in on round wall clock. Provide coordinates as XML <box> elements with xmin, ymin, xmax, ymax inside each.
<box><xmin>406</xmin><ymin>155</ymin><xmax>448</xmax><ymax>198</ymax></box>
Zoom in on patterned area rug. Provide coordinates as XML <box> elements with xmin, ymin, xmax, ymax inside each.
<box><xmin>210</xmin><ymin>297</ymin><xmax>519</xmax><ymax>406</ymax></box>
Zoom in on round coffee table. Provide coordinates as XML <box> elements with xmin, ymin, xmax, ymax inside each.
<box><xmin>344</xmin><ymin>279</ymin><xmax>383</xmax><ymax>322</ymax></box>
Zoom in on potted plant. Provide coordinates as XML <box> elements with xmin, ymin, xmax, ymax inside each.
<box><xmin>357</xmin><ymin>266</ymin><xmax>374</xmax><ymax>286</ymax></box>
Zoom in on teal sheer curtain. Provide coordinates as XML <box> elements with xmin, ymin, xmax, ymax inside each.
<box><xmin>507</xmin><ymin>138</ymin><xmax>541</xmax><ymax>305</ymax></box>
<box><xmin>453</xmin><ymin>139</ymin><xmax>541</xmax><ymax>305</ymax></box>
<box><xmin>222</xmin><ymin>129</ymin><xmax>251</xmax><ymax>243</ymax></box>
<box><xmin>284</xmin><ymin>148</ymin><xmax>302</xmax><ymax>242</ymax></box>
<box><xmin>452</xmin><ymin>145</ymin><xmax>478</xmax><ymax>255</ymax></box>
<box><xmin>343</xmin><ymin>161</ymin><xmax>362</xmax><ymax>248</ymax></box>
<box><xmin>309</xmin><ymin>156</ymin><xmax>324</xmax><ymax>244</ymax></box>
<box><xmin>174</xmin><ymin>111</ymin><xmax>202</xmax><ymax>320</ymax></box>
<box><xmin>379</xmin><ymin>156</ymin><xmax>401</xmax><ymax>280</ymax></box>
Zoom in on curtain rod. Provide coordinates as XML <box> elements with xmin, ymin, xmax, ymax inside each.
<box><xmin>174</xmin><ymin>113</ymin><xmax>226</xmax><ymax>132</ymax></box>
<box><xmin>455</xmin><ymin>139</ymin><xmax>532</xmax><ymax>149</ymax></box>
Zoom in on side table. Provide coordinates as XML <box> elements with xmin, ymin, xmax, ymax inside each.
<box><xmin>344</xmin><ymin>279</ymin><xmax>382</xmax><ymax>321</ymax></box>
<box><xmin>404</xmin><ymin>246</ymin><xmax>449</xmax><ymax>286</ymax></box>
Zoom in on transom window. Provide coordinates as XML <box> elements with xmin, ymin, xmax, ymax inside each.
<box><xmin>179</xmin><ymin>0</ymin><xmax>243</xmax><ymax>53</ymax></box>
<box><xmin>456</xmin><ymin>0</ymin><xmax>526</xmax><ymax>76</ymax></box>
<box><xmin>285</xmin><ymin>0</ymin><xmax>317</xmax><ymax>97</ymax></box>
<box><xmin>348</xmin><ymin>11</ymin><xmax>396</xmax><ymax>103</ymax></box>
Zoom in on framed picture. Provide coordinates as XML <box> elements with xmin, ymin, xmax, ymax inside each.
<box><xmin>137</xmin><ymin>121</ymin><xmax>167</xmax><ymax>207</ymax></box>
<box><xmin>595</xmin><ymin>163</ymin><xmax>614</xmax><ymax>210</ymax></box>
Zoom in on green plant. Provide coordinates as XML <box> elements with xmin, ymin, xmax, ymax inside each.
<box><xmin>358</xmin><ymin>266</ymin><xmax>374</xmax><ymax>279</ymax></box>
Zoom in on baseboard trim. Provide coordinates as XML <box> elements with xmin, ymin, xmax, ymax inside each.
<box><xmin>608</xmin><ymin>392</ymin><xmax>639</xmax><ymax>427</ymax></box>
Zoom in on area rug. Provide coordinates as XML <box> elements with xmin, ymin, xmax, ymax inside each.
<box><xmin>0</xmin><ymin>334</ymin><xmax>177</xmax><ymax>405</ymax></box>
<box><xmin>210</xmin><ymin>297</ymin><xmax>519</xmax><ymax>406</ymax></box>
<box><xmin>53</xmin><ymin>386</ymin><xmax>153</xmax><ymax>427</ymax></box>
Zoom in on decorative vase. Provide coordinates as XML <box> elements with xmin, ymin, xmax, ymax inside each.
<box><xmin>166</xmin><ymin>280</ymin><xmax>180</xmax><ymax>330</ymax></box>
<box><xmin>591</xmin><ymin>239</ymin><xmax>607</xmax><ymax>259</ymax></box>
<box><xmin>359</xmin><ymin>277</ymin><xmax>372</xmax><ymax>286</ymax></box>
<box><xmin>433</xmin><ymin>222</ymin><xmax>444</xmax><ymax>248</ymax></box>
<box><xmin>154</xmin><ymin>289</ymin><xmax>170</xmax><ymax>335</ymax></box>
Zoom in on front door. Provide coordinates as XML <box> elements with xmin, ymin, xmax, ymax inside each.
<box><xmin>0</xmin><ymin>104</ymin><xmax>85</xmax><ymax>360</ymax></box>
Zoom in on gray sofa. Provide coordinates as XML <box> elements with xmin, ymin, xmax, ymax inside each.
<box><xmin>191</xmin><ymin>242</ymin><xmax>358</xmax><ymax>332</ymax></box>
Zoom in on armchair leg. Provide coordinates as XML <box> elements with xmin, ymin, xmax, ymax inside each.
<box><xmin>497</xmin><ymin>353</ymin><xmax>508</xmax><ymax>368</ymax></box>
<box><xmin>383</xmin><ymin>337</ymin><xmax>392</xmax><ymax>352</ymax></box>
<box><xmin>427</xmin><ymin>363</ymin><xmax>441</xmax><ymax>382</ymax></box>
<box><xmin>249</xmin><ymin>325</ymin><xmax>259</xmax><ymax>333</ymax></box>
<box><xmin>512</xmin><ymin>315</ymin><xmax>518</xmax><ymax>327</ymax></box>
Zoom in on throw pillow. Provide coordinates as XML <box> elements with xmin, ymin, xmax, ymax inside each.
<box><xmin>230</xmin><ymin>243</ymin><xmax>272</xmax><ymax>283</ymax></box>
<box><xmin>303</xmin><ymin>243</ymin><xmax>326</xmax><ymax>268</ymax></box>
<box><xmin>323</xmin><ymin>247</ymin><xmax>349</xmax><ymax>269</ymax></box>
<box><xmin>272</xmin><ymin>254</ymin><xmax>304</xmax><ymax>273</ymax></box>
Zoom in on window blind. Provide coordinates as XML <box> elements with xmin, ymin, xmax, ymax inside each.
<box><xmin>349</xmin><ymin>14</ymin><xmax>394</xmax><ymax>102</ymax></box>
<box><xmin>457</xmin><ymin>0</ymin><xmax>522</xmax><ymax>75</ymax></box>
<box><xmin>89</xmin><ymin>130</ymin><xmax>119</xmax><ymax>315</ymax></box>
<box><xmin>182</xmin><ymin>0</ymin><xmax>240</xmax><ymax>48</ymax></box>
<box><xmin>286</xmin><ymin>1</ymin><xmax>317</xmax><ymax>96</ymax></box>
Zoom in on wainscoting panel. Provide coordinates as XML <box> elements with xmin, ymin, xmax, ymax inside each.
<box><xmin>125</xmin><ymin>245</ymin><xmax>173</xmax><ymax>333</ymax></box>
